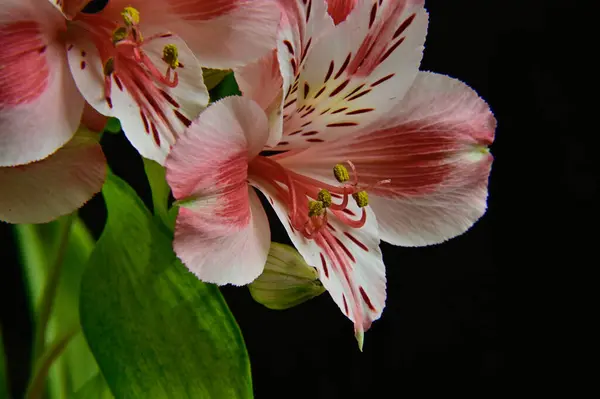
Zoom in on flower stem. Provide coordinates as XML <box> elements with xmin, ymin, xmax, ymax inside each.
<box><xmin>32</xmin><ymin>213</ymin><xmax>76</xmax><ymax>365</ymax></box>
<box><xmin>25</xmin><ymin>329</ymin><xmax>77</xmax><ymax>399</ymax></box>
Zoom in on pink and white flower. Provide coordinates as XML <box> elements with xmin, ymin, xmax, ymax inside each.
<box><xmin>64</xmin><ymin>0</ymin><xmax>280</xmax><ymax>164</ymax></box>
<box><xmin>1</xmin><ymin>0</ymin><xmax>280</xmax><ymax>167</ymax></box>
<box><xmin>166</xmin><ymin>0</ymin><xmax>496</xmax><ymax>342</ymax></box>
<box><xmin>0</xmin><ymin>0</ymin><xmax>106</xmax><ymax>223</ymax></box>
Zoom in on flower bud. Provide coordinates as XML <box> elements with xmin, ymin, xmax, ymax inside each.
<box><xmin>248</xmin><ymin>243</ymin><xmax>325</xmax><ymax>310</ymax></box>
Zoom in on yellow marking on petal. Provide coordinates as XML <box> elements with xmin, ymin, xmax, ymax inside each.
<box><xmin>317</xmin><ymin>189</ymin><xmax>332</xmax><ymax>208</ymax></box>
<box><xmin>121</xmin><ymin>6</ymin><xmax>140</xmax><ymax>26</ymax></box>
<box><xmin>103</xmin><ymin>58</ymin><xmax>114</xmax><ymax>76</ymax></box>
<box><xmin>162</xmin><ymin>44</ymin><xmax>179</xmax><ymax>69</ymax></box>
<box><xmin>333</xmin><ymin>164</ymin><xmax>350</xmax><ymax>183</ymax></box>
<box><xmin>112</xmin><ymin>26</ymin><xmax>128</xmax><ymax>44</ymax></box>
<box><xmin>352</xmin><ymin>191</ymin><xmax>369</xmax><ymax>208</ymax></box>
<box><xmin>308</xmin><ymin>200</ymin><xmax>324</xmax><ymax>217</ymax></box>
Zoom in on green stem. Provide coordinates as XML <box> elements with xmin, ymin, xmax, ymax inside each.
<box><xmin>25</xmin><ymin>329</ymin><xmax>77</xmax><ymax>399</ymax></box>
<box><xmin>32</xmin><ymin>213</ymin><xmax>76</xmax><ymax>364</ymax></box>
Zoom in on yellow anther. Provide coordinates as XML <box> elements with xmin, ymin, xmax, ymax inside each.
<box><xmin>121</xmin><ymin>6</ymin><xmax>140</xmax><ymax>26</ymax></box>
<box><xmin>308</xmin><ymin>200</ymin><xmax>325</xmax><ymax>217</ymax></box>
<box><xmin>112</xmin><ymin>27</ymin><xmax>128</xmax><ymax>44</ymax></box>
<box><xmin>317</xmin><ymin>189</ymin><xmax>332</xmax><ymax>208</ymax></box>
<box><xmin>103</xmin><ymin>58</ymin><xmax>114</xmax><ymax>76</ymax></box>
<box><xmin>333</xmin><ymin>164</ymin><xmax>350</xmax><ymax>183</ymax></box>
<box><xmin>352</xmin><ymin>191</ymin><xmax>369</xmax><ymax>208</ymax></box>
<box><xmin>162</xmin><ymin>44</ymin><xmax>179</xmax><ymax>69</ymax></box>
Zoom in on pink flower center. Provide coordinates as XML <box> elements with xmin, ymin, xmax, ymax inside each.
<box><xmin>249</xmin><ymin>156</ymin><xmax>370</xmax><ymax>239</ymax></box>
<box><xmin>70</xmin><ymin>7</ymin><xmax>184</xmax><ymax>145</ymax></box>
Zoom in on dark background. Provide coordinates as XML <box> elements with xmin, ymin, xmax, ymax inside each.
<box><xmin>1</xmin><ymin>0</ymin><xmax>591</xmax><ymax>396</ymax></box>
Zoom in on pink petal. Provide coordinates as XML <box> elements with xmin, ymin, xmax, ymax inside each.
<box><xmin>252</xmin><ymin>178</ymin><xmax>386</xmax><ymax>335</ymax></box>
<box><xmin>277</xmin><ymin>72</ymin><xmax>496</xmax><ymax>246</ymax></box>
<box><xmin>0</xmin><ymin>128</ymin><xmax>107</xmax><ymax>224</ymax></box>
<box><xmin>234</xmin><ymin>51</ymin><xmax>284</xmax><ymax>147</ymax></box>
<box><xmin>166</xmin><ymin>97</ymin><xmax>271</xmax><ymax>285</ymax></box>
<box><xmin>102</xmin><ymin>0</ymin><xmax>280</xmax><ymax>69</ymax></box>
<box><xmin>66</xmin><ymin>28</ymin><xmax>208</xmax><ymax>165</ymax></box>
<box><xmin>327</xmin><ymin>0</ymin><xmax>357</xmax><ymax>24</ymax></box>
<box><xmin>276</xmin><ymin>0</ymin><xmax>428</xmax><ymax>150</ymax></box>
<box><xmin>0</xmin><ymin>2</ymin><xmax>84</xmax><ymax>166</ymax></box>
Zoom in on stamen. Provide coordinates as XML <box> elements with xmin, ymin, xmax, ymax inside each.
<box><xmin>162</xmin><ymin>44</ymin><xmax>179</xmax><ymax>69</ymax></box>
<box><xmin>308</xmin><ymin>200</ymin><xmax>325</xmax><ymax>217</ymax></box>
<box><xmin>318</xmin><ymin>189</ymin><xmax>332</xmax><ymax>208</ymax></box>
<box><xmin>333</xmin><ymin>164</ymin><xmax>350</xmax><ymax>183</ymax></box>
<box><xmin>112</xmin><ymin>27</ymin><xmax>128</xmax><ymax>44</ymax></box>
<box><xmin>352</xmin><ymin>191</ymin><xmax>369</xmax><ymax>208</ymax></box>
<box><xmin>121</xmin><ymin>7</ymin><xmax>140</xmax><ymax>26</ymax></box>
<box><xmin>103</xmin><ymin>58</ymin><xmax>115</xmax><ymax>76</ymax></box>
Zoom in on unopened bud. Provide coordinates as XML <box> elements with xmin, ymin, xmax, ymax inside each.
<box><xmin>248</xmin><ymin>243</ymin><xmax>326</xmax><ymax>310</ymax></box>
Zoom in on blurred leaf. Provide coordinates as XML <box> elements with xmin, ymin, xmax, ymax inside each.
<box><xmin>1</xmin><ymin>328</ymin><xmax>8</xmax><ymax>399</ymax></box>
<box><xmin>71</xmin><ymin>373</ymin><xmax>113</xmax><ymax>399</ymax></box>
<box><xmin>80</xmin><ymin>172</ymin><xmax>253</xmax><ymax>398</ymax></box>
<box><xmin>15</xmin><ymin>217</ymin><xmax>101</xmax><ymax>398</ymax></box>
<box><xmin>209</xmin><ymin>72</ymin><xmax>241</xmax><ymax>102</ymax></box>
<box><xmin>249</xmin><ymin>243</ymin><xmax>326</xmax><ymax>310</ymax></box>
<box><xmin>142</xmin><ymin>158</ymin><xmax>175</xmax><ymax>232</ymax></box>
<box><xmin>203</xmin><ymin>68</ymin><xmax>232</xmax><ymax>91</ymax></box>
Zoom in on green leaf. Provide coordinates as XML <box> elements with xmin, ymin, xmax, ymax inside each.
<box><xmin>202</xmin><ymin>68</ymin><xmax>232</xmax><ymax>91</ymax></box>
<box><xmin>142</xmin><ymin>158</ymin><xmax>175</xmax><ymax>232</ymax></box>
<box><xmin>249</xmin><ymin>243</ymin><xmax>326</xmax><ymax>310</ymax></box>
<box><xmin>80</xmin><ymin>172</ymin><xmax>253</xmax><ymax>398</ymax></box>
<box><xmin>209</xmin><ymin>72</ymin><xmax>241</xmax><ymax>102</ymax></box>
<box><xmin>1</xmin><ymin>328</ymin><xmax>9</xmax><ymax>399</ymax></box>
<box><xmin>15</xmin><ymin>217</ymin><xmax>101</xmax><ymax>398</ymax></box>
<box><xmin>71</xmin><ymin>373</ymin><xmax>113</xmax><ymax>399</ymax></box>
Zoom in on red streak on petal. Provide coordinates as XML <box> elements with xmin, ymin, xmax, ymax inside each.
<box><xmin>324</xmin><ymin>60</ymin><xmax>335</xmax><ymax>83</ymax></box>
<box><xmin>334</xmin><ymin>236</ymin><xmax>355</xmax><ymax>263</ymax></box>
<box><xmin>359</xmin><ymin>286</ymin><xmax>376</xmax><ymax>311</ymax></box>
<box><xmin>393</xmin><ymin>13</ymin><xmax>416</xmax><ymax>39</ymax></box>
<box><xmin>173</xmin><ymin>109</ymin><xmax>192</xmax><ymax>127</ymax></box>
<box><xmin>334</xmin><ymin>53</ymin><xmax>352</xmax><ymax>79</ymax></box>
<box><xmin>330</xmin><ymin>79</ymin><xmax>350</xmax><ymax>97</ymax></box>
<box><xmin>283</xmin><ymin>40</ymin><xmax>294</xmax><ymax>55</ymax></box>
<box><xmin>344</xmin><ymin>232</ymin><xmax>368</xmax><ymax>252</ymax></box>
<box><xmin>150</xmin><ymin>122</ymin><xmax>161</xmax><ymax>146</ymax></box>
<box><xmin>371</xmin><ymin>73</ymin><xmax>395</xmax><ymax>87</ymax></box>
<box><xmin>342</xmin><ymin>294</ymin><xmax>349</xmax><ymax>315</ymax></box>
<box><xmin>320</xmin><ymin>253</ymin><xmax>329</xmax><ymax>278</ymax></box>
<box><xmin>326</xmin><ymin>122</ymin><xmax>359</xmax><ymax>127</ymax></box>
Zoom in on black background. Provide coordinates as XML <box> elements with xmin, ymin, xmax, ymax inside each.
<box><xmin>1</xmin><ymin>0</ymin><xmax>592</xmax><ymax>397</ymax></box>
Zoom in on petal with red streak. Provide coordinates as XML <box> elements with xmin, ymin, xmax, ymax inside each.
<box><xmin>0</xmin><ymin>1</ymin><xmax>84</xmax><ymax>166</ymax></box>
<box><xmin>251</xmin><ymin>178</ymin><xmax>386</xmax><ymax>335</ymax></box>
<box><xmin>101</xmin><ymin>0</ymin><xmax>280</xmax><ymax>69</ymax></box>
<box><xmin>166</xmin><ymin>97</ymin><xmax>271</xmax><ymax>285</ymax></box>
<box><xmin>277</xmin><ymin>72</ymin><xmax>496</xmax><ymax>246</ymax></box>
<box><xmin>0</xmin><ymin>127</ymin><xmax>107</xmax><ymax>224</ymax></box>
<box><xmin>277</xmin><ymin>0</ymin><xmax>428</xmax><ymax>150</ymax></box>
<box><xmin>327</xmin><ymin>0</ymin><xmax>357</xmax><ymax>24</ymax></box>
<box><xmin>67</xmin><ymin>28</ymin><xmax>208</xmax><ymax>165</ymax></box>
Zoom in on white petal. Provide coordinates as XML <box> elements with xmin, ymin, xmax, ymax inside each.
<box><xmin>277</xmin><ymin>0</ymin><xmax>428</xmax><ymax>149</ymax></box>
<box><xmin>252</xmin><ymin>177</ymin><xmax>386</xmax><ymax>334</ymax></box>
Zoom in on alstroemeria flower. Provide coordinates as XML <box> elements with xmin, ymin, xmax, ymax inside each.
<box><xmin>1</xmin><ymin>0</ymin><xmax>279</xmax><ymax>167</ymax></box>
<box><xmin>63</xmin><ymin>0</ymin><xmax>280</xmax><ymax>164</ymax></box>
<box><xmin>166</xmin><ymin>0</ymin><xmax>496</xmax><ymax>340</ymax></box>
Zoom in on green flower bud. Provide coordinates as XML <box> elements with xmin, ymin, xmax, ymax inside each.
<box><xmin>248</xmin><ymin>243</ymin><xmax>326</xmax><ymax>310</ymax></box>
